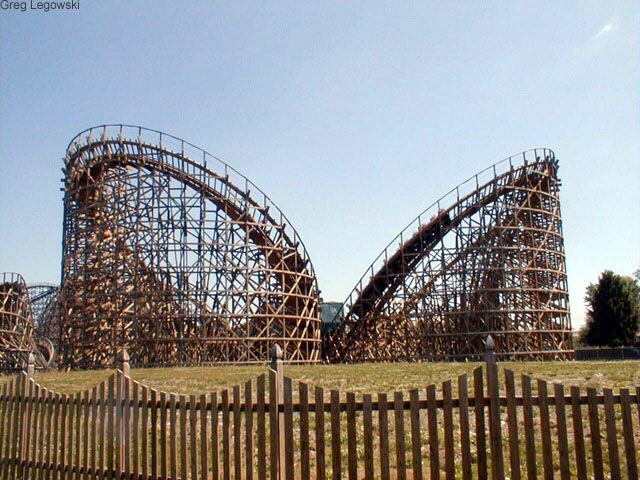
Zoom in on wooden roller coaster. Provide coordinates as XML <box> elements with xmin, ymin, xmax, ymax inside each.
<box><xmin>59</xmin><ymin>125</ymin><xmax>321</xmax><ymax>368</ymax></box>
<box><xmin>324</xmin><ymin>149</ymin><xmax>572</xmax><ymax>362</ymax></box>
<box><xmin>0</xmin><ymin>273</ymin><xmax>49</xmax><ymax>370</ymax></box>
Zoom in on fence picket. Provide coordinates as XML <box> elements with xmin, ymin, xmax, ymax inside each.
<box><xmin>256</xmin><ymin>377</ymin><xmax>266</xmax><ymax>480</ymax></box>
<box><xmin>141</xmin><ymin>386</ymin><xmax>149</xmax><ymax>480</ymax></box>
<box><xmin>569</xmin><ymin>386</ymin><xmax>587</xmax><ymax>480</ymax></box>
<box><xmin>619</xmin><ymin>388</ymin><xmax>638</xmax><ymax>480</ymax></box>
<box><xmin>458</xmin><ymin>374</ymin><xmax>471</xmax><ymax>480</ymax></box>
<box><xmin>553</xmin><ymin>383</ymin><xmax>570</xmax><ymax>480</ymax></box>
<box><xmin>505</xmin><ymin>370</ymin><xmax>521</xmax><ymax>480</ymax></box>
<box><xmin>244</xmin><ymin>381</ymin><xmax>253</xmax><ymax>480</ymax></box>
<box><xmin>362</xmin><ymin>394</ymin><xmax>374</xmax><ymax>480</ymax></box>
<box><xmin>586</xmin><ymin>388</ymin><xmax>604</xmax><ymax>480</ymax></box>
<box><xmin>200</xmin><ymin>393</ymin><xmax>209</xmax><ymax>480</ymax></box>
<box><xmin>537</xmin><ymin>379</ymin><xmax>554</xmax><ymax>480</ymax></box>
<box><xmin>330</xmin><ymin>389</ymin><xmax>341</xmax><ymax>480</ymax></box>
<box><xmin>473</xmin><ymin>367</ymin><xmax>488</xmax><ymax>480</ymax></box>
<box><xmin>233</xmin><ymin>386</ymin><xmax>241</xmax><ymax>480</ymax></box>
<box><xmin>221</xmin><ymin>389</ymin><xmax>230</xmax><ymax>480</ymax></box>
<box><xmin>283</xmin><ymin>377</ymin><xmax>294</xmax><ymax>480</ymax></box>
<box><xmin>132</xmin><ymin>381</ymin><xmax>139</xmax><ymax>476</ymax></box>
<box><xmin>211</xmin><ymin>391</ymin><xmax>219</xmax><ymax>480</ymax></box>
<box><xmin>378</xmin><ymin>392</ymin><xmax>390</xmax><ymax>480</ymax></box>
<box><xmin>314</xmin><ymin>386</ymin><xmax>326</xmax><ymax>480</ymax></box>
<box><xmin>180</xmin><ymin>394</ymin><xmax>188</xmax><ymax>480</ymax></box>
<box><xmin>603</xmin><ymin>388</ymin><xmax>621</xmax><ymax>479</ymax></box>
<box><xmin>190</xmin><ymin>394</ymin><xmax>198</xmax><ymax>480</ymax></box>
<box><xmin>168</xmin><ymin>393</ymin><xmax>177</xmax><ymax>480</ymax></box>
<box><xmin>298</xmin><ymin>382</ymin><xmax>310</xmax><ymax>480</ymax></box>
<box><xmin>409</xmin><ymin>388</ymin><xmax>423</xmax><ymax>480</ymax></box>
<box><xmin>442</xmin><ymin>380</ymin><xmax>455</xmax><ymax>480</ymax></box>
<box><xmin>347</xmin><ymin>391</ymin><xmax>358</xmax><ymax>480</ymax></box>
<box><xmin>159</xmin><ymin>391</ymin><xmax>168</xmax><ymax>479</ymax></box>
<box><xmin>426</xmin><ymin>384</ymin><xmax>439</xmax><ymax>480</ymax></box>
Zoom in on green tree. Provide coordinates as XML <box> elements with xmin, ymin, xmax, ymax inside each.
<box><xmin>581</xmin><ymin>270</ymin><xmax>640</xmax><ymax>347</ymax></box>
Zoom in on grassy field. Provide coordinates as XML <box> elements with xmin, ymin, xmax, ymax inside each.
<box><xmin>4</xmin><ymin>360</ymin><xmax>638</xmax><ymax>394</ymax></box>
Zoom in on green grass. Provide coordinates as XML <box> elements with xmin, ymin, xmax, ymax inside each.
<box><xmin>3</xmin><ymin>360</ymin><xmax>637</xmax><ymax>394</ymax></box>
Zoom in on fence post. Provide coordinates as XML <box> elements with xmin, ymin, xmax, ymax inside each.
<box><xmin>270</xmin><ymin>344</ymin><xmax>285</xmax><ymax>480</ymax></box>
<box><xmin>18</xmin><ymin>353</ymin><xmax>35</xmax><ymax>472</ymax></box>
<box><xmin>117</xmin><ymin>348</ymin><xmax>130</xmax><ymax>377</ymax></box>
<box><xmin>485</xmin><ymin>335</ymin><xmax>504</xmax><ymax>480</ymax></box>
<box><xmin>115</xmin><ymin>348</ymin><xmax>130</xmax><ymax>474</ymax></box>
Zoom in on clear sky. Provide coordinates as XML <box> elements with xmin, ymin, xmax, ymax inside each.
<box><xmin>1</xmin><ymin>1</ymin><xmax>638</xmax><ymax>329</ymax></box>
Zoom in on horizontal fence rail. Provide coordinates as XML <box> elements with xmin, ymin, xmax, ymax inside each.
<box><xmin>0</xmin><ymin>339</ymin><xmax>638</xmax><ymax>479</ymax></box>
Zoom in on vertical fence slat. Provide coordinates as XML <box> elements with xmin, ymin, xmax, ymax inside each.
<box><xmin>141</xmin><ymin>385</ymin><xmax>149</xmax><ymax>480</ymax></box>
<box><xmin>393</xmin><ymin>391</ymin><xmax>407</xmax><ymax>480</ymax></box>
<box><xmin>521</xmin><ymin>375</ymin><xmax>536</xmax><ymax>480</ymax></box>
<box><xmin>603</xmin><ymin>388</ymin><xmax>621</xmax><ymax>479</ymax></box>
<box><xmin>442</xmin><ymin>380</ymin><xmax>455</xmax><ymax>480</ymax></box>
<box><xmin>620</xmin><ymin>388</ymin><xmax>638</xmax><ymax>480</ymax></box>
<box><xmin>244</xmin><ymin>381</ymin><xmax>254</xmax><ymax>480</ymax></box>
<box><xmin>537</xmin><ymin>379</ymin><xmax>554</xmax><ymax>480</ymax></box>
<box><xmin>123</xmin><ymin>376</ymin><xmax>130</xmax><ymax>478</ymax></box>
<box><xmin>8</xmin><ymin>379</ymin><xmax>18</xmax><ymax>480</ymax></box>
<box><xmin>74</xmin><ymin>392</ymin><xmax>81</xmax><ymax>480</ymax></box>
<box><xmin>132</xmin><ymin>382</ymin><xmax>139</xmax><ymax>477</ymax></box>
<box><xmin>233</xmin><ymin>386</ymin><xmax>241</xmax><ymax>480</ymax></box>
<box><xmin>190</xmin><ymin>394</ymin><xmax>198</xmax><ymax>480</ymax></box>
<box><xmin>283</xmin><ymin>377</ymin><xmax>294</xmax><ymax>480</ymax></box>
<box><xmin>586</xmin><ymin>388</ymin><xmax>604</xmax><ymax>480</ymax></box>
<box><xmin>115</xmin><ymin>374</ymin><xmax>122</xmax><ymax>477</ymax></box>
<box><xmin>347</xmin><ymin>392</ymin><xmax>358</xmax><ymax>480</ymax></box>
<box><xmin>0</xmin><ymin>380</ymin><xmax>7</xmax><ymax>475</ymax></box>
<box><xmin>180</xmin><ymin>395</ymin><xmax>188</xmax><ymax>480</ymax></box>
<box><xmin>23</xmin><ymin>377</ymin><xmax>33</xmax><ymax>480</ymax></box>
<box><xmin>409</xmin><ymin>389</ymin><xmax>423</xmax><ymax>480</ymax></box>
<box><xmin>458</xmin><ymin>374</ymin><xmax>471</xmax><ymax>480</ymax></box>
<box><xmin>211</xmin><ymin>391</ymin><xmax>220</xmax><ymax>480</ymax></box>
<box><xmin>299</xmin><ymin>382</ymin><xmax>310</xmax><ymax>480</ymax></box>
<box><xmin>378</xmin><ymin>392</ymin><xmax>390</xmax><ymax>480</ymax></box>
<box><xmin>569</xmin><ymin>386</ymin><xmax>587</xmax><ymax>480</ymax></box>
<box><xmin>107</xmin><ymin>377</ymin><xmax>115</xmax><ymax>480</ymax></box>
<box><xmin>39</xmin><ymin>386</ymin><xmax>48</xmax><ymax>479</ymax></box>
<box><xmin>222</xmin><ymin>389</ymin><xmax>230</xmax><ymax>480</ymax></box>
<box><xmin>314</xmin><ymin>386</ymin><xmax>326</xmax><ymax>480</ymax></box>
<box><xmin>485</xmin><ymin>351</ymin><xmax>504</xmax><ymax>480</ymax></box>
<box><xmin>12</xmin><ymin>378</ymin><xmax>22</xmax><ymax>480</ymax></box>
<box><xmin>151</xmin><ymin>389</ymin><xmax>159</xmax><ymax>480</ymax></box>
<box><xmin>98</xmin><ymin>383</ymin><xmax>106</xmax><ymax>479</ymax></box>
<box><xmin>554</xmin><ymin>383</ymin><xmax>570</xmax><ymax>480</ymax></box>
<box><xmin>61</xmin><ymin>393</ymin><xmax>68</xmax><ymax>479</ymax></box>
<box><xmin>81</xmin><ymin>390</ymin><xmax>89</xmax><ymax>480</ymax></box>
<box><xmin>160</xmin><ymin>391</ymin><xmax>168</xmax><ymax>480</ymax></box>
<box><xmin>256</xmin><ymin>377</ymin><xmax>266</xmax><ymax>480</ymax></box>
<box><xmin>268</xmin><ymin>371</ymin><xmax>277</xmax><ymax>480</ymax></box>
<box><xmin>31</xmin><ymin>383</ymin><xmax>41</xmax><ymax>480</ymax></box>
<box><xmin>169</xmin><ymin>393</ymin><xmax>177</xmax><ymax>480</ymax></box>
<box><xmin>362</xmin><ymin>394</ymin><xmax>374</xmax><ymax>480</ymax></box>
<box><xmin>473</xmin><ymin>367</ymin><xmax>487</xmax><ymax>480</ymax></box>
<box><xmin>200</xmin><ymin>393</ymin><xmax>209</xmax><ymax>480</ymax></box>
<box><xmin>505</xmin><ymin>370</ymin><xmax>521</xmax><ymax>480</ymax></box>
<box><xmin>330</xmin><ymin>389</ymin><xmax>341</xmax><ymax>480</ymax></box>
<box><xmin>426</xmin><ymin>384</ymin><xmax>440</xmax><ymax>480</ymax></box>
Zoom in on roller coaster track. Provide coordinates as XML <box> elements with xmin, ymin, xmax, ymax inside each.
<box><xmin>61</xmin><ymin>125</ymin><xmax>320</xmax><ymax>368</ymax></box>
<box><xmin>325</xmin><ymin>149</ymin><xmax>572</xmax><ymax>362</ymax></box>
<box><xmin>0</xmin><ymin>273</ymin><xmax>48</xmax><ymax>370</ymax></box>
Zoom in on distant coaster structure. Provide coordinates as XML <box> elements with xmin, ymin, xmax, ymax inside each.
<box><xmin>324</xmin><ymin>149</ymin><xmax>572</xmax><ymax>362</ymax></box>
<box><xmin>60</xmin><ymin>125</ymin><xmax>321</xmax><ymax>368</ymax></box>
<box><xmin>0</xmin><ymin>273</ymin><xmax>49</xmax><ymax>370</ymax></box>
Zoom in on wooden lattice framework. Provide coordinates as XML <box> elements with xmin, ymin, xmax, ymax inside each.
<box><xmin>60</xmin><ymin>125</ymin><xmax>321</xmax><ymax>368</ymax></box>
<box><xmin>0</xmin><ymin>273</ymin><xmax>47</xmax><ymax>370</ymax></box>
<box><xmin>26</xmin><ymin>283</ymin><xmax>60</xmax><ymax>365</ymax></box>
<box><xmin>324</xmin><ymin>149</ymin><xmax>572</xmax><ymax>362</ymax></box>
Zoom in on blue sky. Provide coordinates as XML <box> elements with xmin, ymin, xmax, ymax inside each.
<box><xmin>1</xmin><ymin>1</ymin><xmax>638</xmax><ymax>329</ymax></box>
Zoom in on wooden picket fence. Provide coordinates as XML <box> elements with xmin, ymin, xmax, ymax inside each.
<box><xmin>0</xmin><ymin>339</ymin><xmax>638</xmax><ymax>480</ymax></box>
